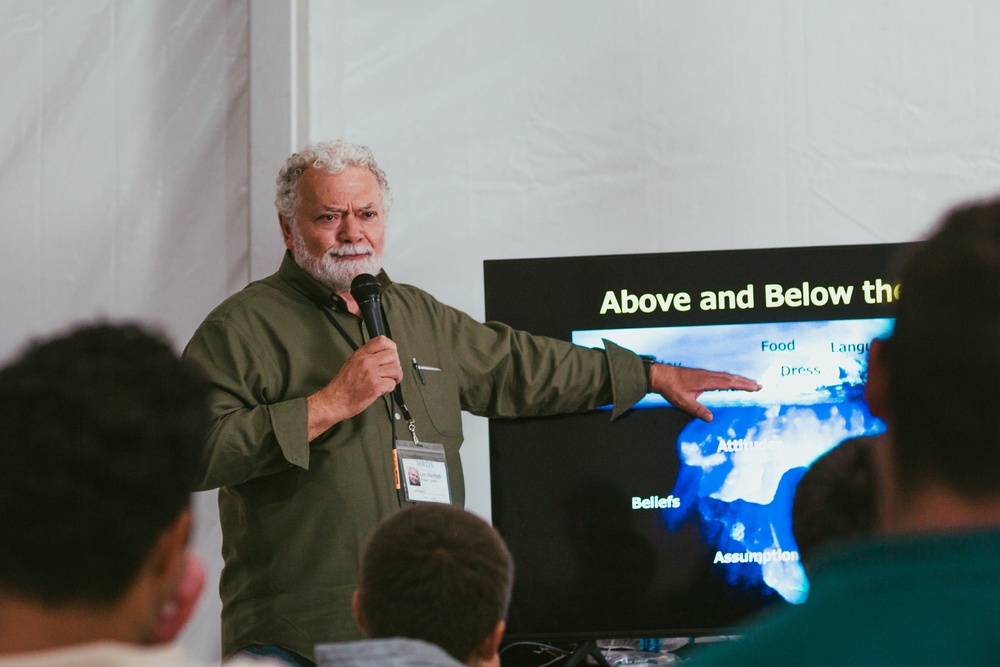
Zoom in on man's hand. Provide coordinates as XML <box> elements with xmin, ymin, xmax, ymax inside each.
<box><xmin>650</xmin><ymin>363</ymin><xmax>761</xmax><ymax>422</ymax></box>
<box><xmin>306</xmin><ymin>336</ymin><xmax>404</xmax><ymax>441</ymax></box>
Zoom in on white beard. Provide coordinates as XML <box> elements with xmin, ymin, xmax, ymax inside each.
<box><xmin>290</xmin><ymin>230</ymin><xmax>383</xmax><ymax>293</ymax></box>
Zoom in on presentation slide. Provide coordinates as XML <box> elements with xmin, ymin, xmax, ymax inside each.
<box><xmin>575</xmin><ymin>318</ymin><xmax>893</xmax><ymax>604</ymax></box>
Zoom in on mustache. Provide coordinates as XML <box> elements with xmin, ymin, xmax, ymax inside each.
<box><xmin>327</xmin><ymin>244</ymin><xmax>375</xmax><ymax>258</ymax></box>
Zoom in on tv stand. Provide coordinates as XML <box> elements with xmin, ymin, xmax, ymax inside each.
<box><xmin>562</xmin><ymin>640</ymin><xmax>612</xmax><ymax>667</ymax></box>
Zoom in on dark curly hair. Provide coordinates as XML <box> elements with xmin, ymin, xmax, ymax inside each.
<box><xmin>356</xmin><ymin>504</ymin><xmax>513</xmax><ymax>663</ymax></box>
<box><xmin>883</xmin><ymin>198</ymin><xmax>1000</xmax><ymax>498</ymax></box>
<box><xmin>792</xmin><ymin>435</ymin><xmax>878</xmax><ymax>567</ymax></box>
<box><xmin>0</xmin><ymin>322</ymin><xmax>209</xmax><ymax>605</ymax></box>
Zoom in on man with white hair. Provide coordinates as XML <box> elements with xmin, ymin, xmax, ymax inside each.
<box><xmin>184</xmin><ymin>140</ymin><xmax>759</xmax><ymax>665</ymax></box>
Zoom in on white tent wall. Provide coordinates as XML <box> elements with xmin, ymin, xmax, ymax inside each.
<box><xmin>303</xmin><ymin>0</ymin><xmax>1000</xmax><ymax>528</ymax></box>
<box><xmin>1</xmin><ymin>1</ymin><xmax>251</xmax><ymax>358</ymax></box>
<box><xmin>0</xmin><ymin>0</ymin><xmax>252</xmax><ymax>660</ymax></box>
<box><xmin>4</xmin><ymin>0</ymin><xmax>1000</xmax><ymax>662</ymax></box>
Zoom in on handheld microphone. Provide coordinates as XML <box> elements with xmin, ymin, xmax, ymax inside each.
<box><xmin>350</xmin><ymin>273</ymin><xmax>404</xmax><ymax>407</ymax></box>
<box><xmin>350</xmin><ymin>273</ymin><xmax>388</xmax><ymax>339</ymax></box>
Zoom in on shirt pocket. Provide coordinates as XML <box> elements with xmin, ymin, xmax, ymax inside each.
<box><xmin>407</xmin><ymin>355</ymin><xmax>464</xmax><ymax>439</ymax></box>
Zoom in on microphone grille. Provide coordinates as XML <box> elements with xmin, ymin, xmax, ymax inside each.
<box><xmin>350</xmin><ymin>273</ymin><xmax>382</xmax><ymax>301</ymax></box>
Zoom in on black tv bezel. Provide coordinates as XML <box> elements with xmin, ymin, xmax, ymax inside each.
<box><xmin>484</xmin><ymin>242</ymin><xmax>908</xmax><ymax>642</ymax></box>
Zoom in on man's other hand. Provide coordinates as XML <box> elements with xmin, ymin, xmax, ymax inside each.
<box><xmin>650</xmin><ymin>363</ymin><xmax>761</xmax><ymax>422</ymax></box>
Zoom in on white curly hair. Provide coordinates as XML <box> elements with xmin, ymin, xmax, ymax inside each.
<box><xmin>274</xmin><ymin>140</ymin><xmax>393</xmax><ymax>223</ymax></box>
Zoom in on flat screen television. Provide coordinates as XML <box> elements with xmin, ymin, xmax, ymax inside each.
<box><xmin>484</xmin><ymin>242</ymin><xmax>909</xmax><ymax>642</ymax></box>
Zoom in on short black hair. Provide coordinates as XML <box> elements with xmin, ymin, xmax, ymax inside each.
<box><xmin>792</xmin><ymin>435</ymin><xmax>878</xmax><ymax>568</ymax></box>
<box><xmin>883</xmin><ymin>198</ymin><xmax>1000</xmax><ymax>497</ymax></box>
<box><xmin>355</xmin><ymin>504</ymin><xmax>513</xmax><ymax>664</ymax></box>
<box><xmin>0</xmin><ymin>323</ymin><xmax>209</xmax><ymax>605</ymax></box>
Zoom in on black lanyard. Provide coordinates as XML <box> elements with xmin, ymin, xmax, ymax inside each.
<box><xmin>317</xmin><ymin>301</ymin><xmax>417</xmax><ymax>506</ymax></box>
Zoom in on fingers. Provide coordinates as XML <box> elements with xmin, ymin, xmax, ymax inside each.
<box><xmin>653</xmin><ymin>364</ymin><xmax>761</xmax><ymax>394</ymax></box>
<box><xmin>726</xmin><ymin>372</ymin><xmax>761</xmax><ymax>392</ymax></box>
<box><xmin>701</xmin><ymin>371</ymin><xmax>761</xmax><ymax>392</ymax></box>
<box><xmin>306</xmin><ymin>338</ymin><xmax>405</xmax><ymax>438</ymax></box>
<box><xmin>359</xmin><ymin>337</ymin><xmax>403</xmax><ymax>386</ymax></box>
<box><xmin>652</xmin><ymin>363</ymin><xmax>759</xmax><ymax>423</ymax></box>
<box><xmin>360</xmin><ymin>334</ymin><xmax>395</xmax><ymax>352</ymax></box>
<box><xmin>665</xmin><ymin>390</ymin><xmax>715</xmax><ymax>423</ymax></box>
<box><xmin>681</xmin><ymin>369</ymin><xmax>760</xmax><ymax>421</ymax></box>
<box><xmin>347</xmin><ymin>337</ymin><xmax>404</xmax><ymax>399</ymax></box>
<box><xmin>682</xmin><ymin>400</ymin><xmax>714</xmax><ymax>423</ymax></box>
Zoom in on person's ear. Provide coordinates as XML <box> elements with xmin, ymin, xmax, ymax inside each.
<box><xmin>280</xmin><ymin>216</ymin><xmax>295</xmax><ymax>250</ymax></box>
<box><xmin>471</xmin><ymin>620</ymin><xmax>505</xmax><ymax>667</ymax></box>
<box><xmin>865</xmin><ymin>338</ymin><xmax>890</xmax><ymax>420</ymax></box>
<box><xmin>142</xmin><ymin>511</ymin><xmax>201</xmax><ymax>644</ymax></box>
<box><xmin>352</xmin><ymin>589</ymin><xmax>367</xmax><ymax>634</ymax></box>
<box><xmin>148</xmin><ymin>550</ymin><xmax>205</xmax><ymax>644</ymax></box>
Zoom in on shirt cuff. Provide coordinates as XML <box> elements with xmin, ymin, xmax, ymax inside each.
<box><xmin>602</xmin><ymin>338</ymin><xmax>649</xmax><ymax>420</ymax></box>
<box><xmin>268</xmin><ymin>398</ymin><xmax>311</xmax><ymax>470</ymax></box>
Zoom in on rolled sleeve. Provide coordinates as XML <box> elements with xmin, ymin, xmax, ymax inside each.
<box><xmin>603</xmin><ymin>338</ymin><xmax>649</xmax><ymax>420</ymax></box>
<box><xmin>269</xmin><ymin>397</ymin><xmax>310</xmax><ymax>470</ymax></box>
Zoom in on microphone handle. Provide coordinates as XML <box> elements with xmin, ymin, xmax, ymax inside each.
<box><xmin>358</xmin><ymin>297</ymin><xmax>405</xmax><ymax>407</ymax></box>
<box><xmin>358</xmin><ymin>298</ymin><xmax>388</xmax><ymax>338</ymax></box>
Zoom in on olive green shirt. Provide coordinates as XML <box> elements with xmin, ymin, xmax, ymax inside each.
<box><xmin>183</xmin><ymin>253</ymin><xmax>648</xmax><ymax>660</ymax></box>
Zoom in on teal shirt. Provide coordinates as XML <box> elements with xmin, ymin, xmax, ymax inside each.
<box><xmin>184</xmin><ymin>253</ymin><xmax>648</xmax><ymax>659</ymax></box>
<box><xmin>686</xmin><ymin>530</ymin><xmax>1000</xmax><ymax>666</ymax></box>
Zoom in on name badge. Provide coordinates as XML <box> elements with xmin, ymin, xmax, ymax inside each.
<box><xmin>395</xmin><ymin>440</ymin><xmax>451</xmax><ymax>504</ymax></box>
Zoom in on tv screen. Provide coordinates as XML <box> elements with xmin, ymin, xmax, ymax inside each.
<box><xmin>484</xmin><ymin>242</ymin><xmax>908</xmax><ymax>641</ymax></box>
